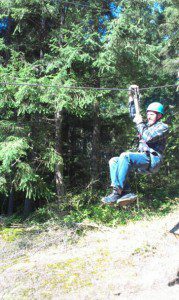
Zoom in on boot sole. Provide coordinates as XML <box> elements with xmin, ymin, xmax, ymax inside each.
<box><xmin>101</xmin><ymin>199</ymin><xmax>118</xmax><ymax>206</ymax></box>
<box><xmin>117</xmin><ymin>197</ymin><xmax>137</xmax><ymax>207</ymax></box>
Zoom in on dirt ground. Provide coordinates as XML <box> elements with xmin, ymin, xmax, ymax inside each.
<box><xmin>0</xmin><ymin>207</ymin><xmax>179</xmax><ymax>300</ymax></box>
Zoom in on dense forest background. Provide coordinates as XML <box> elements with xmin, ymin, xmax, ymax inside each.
<box><xmin>0</xmin><ymin>0</ymin><xmax>178</xmax><ymax>218</ymax></box>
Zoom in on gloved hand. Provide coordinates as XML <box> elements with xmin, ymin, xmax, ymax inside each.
<box><xmin>128</xmin><ymin>84</ymin><xmax>139</xmax><ymax>96</ymax></box>
<box><xmin>133</xmin><ymin>113</ymin><xmax>143</xmax><ymax>124</ymax></box>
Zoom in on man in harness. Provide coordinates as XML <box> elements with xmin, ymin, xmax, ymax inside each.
<box><xmin>101</xmin><ymin>85</ymin><xmax>169</xmax><ymax>206</ymax></box>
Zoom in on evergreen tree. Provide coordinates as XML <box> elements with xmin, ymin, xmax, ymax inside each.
<box><xmin>0</xmin><ymin>0</ymin><xmax>177</xmax><ymax>214</ymax></box>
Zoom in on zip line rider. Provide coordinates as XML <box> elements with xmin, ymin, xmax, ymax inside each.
<box><xmin>101</xmin><ymin>84</ymin><xmax>169</xmax><ymax>206</ymax></box>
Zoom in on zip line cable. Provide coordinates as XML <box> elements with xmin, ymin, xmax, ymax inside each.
<box><xmin>139</xmin><ymin>84</ymin><xmax>178</xmax><ymax>91</ymax></box>
<box><xmin>0</xmin><ymin>81</ymin><xmax>177</xmax><ymax>91</ymax></box>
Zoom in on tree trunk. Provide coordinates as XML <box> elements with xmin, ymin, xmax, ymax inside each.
<box><xmin>23</xmin><ymin>198</ymin><xmax>33</xmax><ymax>218</ymax></box>
<box><xmin>55</xmin><ymin>110</ymin><xmax>64</xmax><ymax>201</ymax></box>
<box><xmin>91</xmin><ymin>99</ymin><xmax>101</xmax><ymax>189</ymax></box>
<box><xmin>40</xmin><ymin>14</ymin><xmax>45</xmax><ymax>59</ymax></box>
<box><xmin>54</xmin><ymin>4</ymin><xmax>67</xmax><ymax>201</ymax></box>
<box><xmin>1</xmin><ymin>195</ymin><xmax>7</xmax><ymax>214</ymax></box>
<box><xmin>8</xmin><ymin>187</ymin><xmax>14</xmax><ymax>216</ymax></box>
<box><xmin>4</xmin><ymin>17</ymin><xmax>12</xmax><ymax>65</ymax></box>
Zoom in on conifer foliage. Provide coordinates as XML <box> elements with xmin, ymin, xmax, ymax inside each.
<box><xmin>0</xmin><ymin>0</ymin><xmax>178</xmax><ymax>215</ymax></box>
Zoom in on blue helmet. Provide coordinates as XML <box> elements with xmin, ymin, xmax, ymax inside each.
<box><xmin>147</xmin><ymin>102</ymin><xmax>164</xmax><ymax>115</ymax></box>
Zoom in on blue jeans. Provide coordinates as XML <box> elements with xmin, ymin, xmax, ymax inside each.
<box><xmin>109</xmin><ymin>151</ymin><xmax>151</xmax><ymax>190</ymax></box>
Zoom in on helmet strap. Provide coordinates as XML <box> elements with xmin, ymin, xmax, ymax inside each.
<box><xmin>156</xmin><ymin>113</ymin><xmax>163</xmax><ymax>121</ymax></box>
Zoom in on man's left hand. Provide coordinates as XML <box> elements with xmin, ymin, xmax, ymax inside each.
<box><xmin>128</xmin><ymin>85</ymin><xmax>139</xmax><ymax>96</ymax></box>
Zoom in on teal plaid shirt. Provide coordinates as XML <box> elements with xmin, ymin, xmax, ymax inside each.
<box><xmin>129</xmin><ymin>101</ymin><xmax>169</xmax><ymax>156</ymax></box>
<box><xmin>136</xmin><ymin>121</ymin><xmax>169</xmax><ymax>155</ymax></box>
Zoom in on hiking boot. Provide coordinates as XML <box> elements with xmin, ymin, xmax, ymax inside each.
<box><xmin>101</xmin><ymin>189</ymin><xmax>120</xmax><ymax>205</ymax></box>
<box><xmin>116</xmin><ymin>193</ymin><xmax>137</xmax><ymax>206</ymax></box>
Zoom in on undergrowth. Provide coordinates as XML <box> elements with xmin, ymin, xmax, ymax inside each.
<box><xmin>1</xmin><ymin>189</ymin><xmax>178</xmax><ymax>231</ymax></box>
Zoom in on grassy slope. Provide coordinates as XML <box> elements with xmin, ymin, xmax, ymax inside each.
<box><xmin>0</xmin><ymin>198</ymin><xmax>178</xmax><ymax>299</ymax></box>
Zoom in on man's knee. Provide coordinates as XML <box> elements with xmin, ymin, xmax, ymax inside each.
<box><xmin>119</xmin><ymin>152</ymin><xmax>130</xmax><ymax>161</ymax></box>
<box><xmin>109</xmin><ymin>152</ymin><xmax>131</xmax><ymax>166</ymax></box>
<box><xmin>109</xmin><ymin>157</ymin><xmax>118</xmax><ymax>166</ymax></box>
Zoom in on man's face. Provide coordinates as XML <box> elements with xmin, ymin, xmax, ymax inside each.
<box><xmin>147</xmin><ymin>111</ymin><xmax>158</xmax><ymax>126</ymax></box>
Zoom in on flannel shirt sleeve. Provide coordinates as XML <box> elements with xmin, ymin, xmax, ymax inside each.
<box><xmin>129</xmin><ymin>100</ymin><xmax>136</xmax><ymax>120</ymax></box>
<box><xmin>136</xmin><ymin>122</ymin><xmax>169</xmax><ymax>143</ymax></box>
